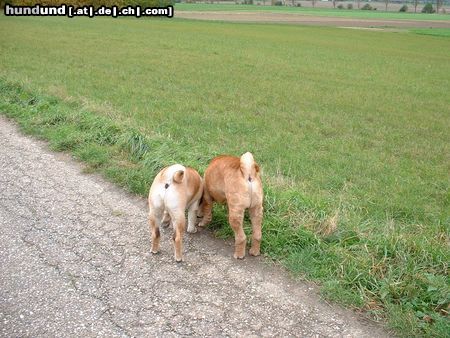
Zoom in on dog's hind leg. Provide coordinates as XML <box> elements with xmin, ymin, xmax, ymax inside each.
<box><xmin>228</xmin><ymin>207</ymin><xmax>246</xmax><ymax>259</ymax></box>
<box><xmin>248</xmin><ymin>204</ymin><xmax>263</xmax><ymax>257</ymax></box>
<box><xmin>161</xmin><ymin>210</ymin><xmax>171</xmax><ymax>228</ymax></box>
<box><xmin>187</xmin><ymin>201</ymin><xmax>199</xmax><ymax>233</ymax></box>
<box><xmin>171</xmin><ymin>212</ymin><xmax>186</xmax><ymax>262</ymax></box>
<box><xmin>149</xmin><ymin>209</ymin><xmax>163</xmax><ymax>254</ymax></box>
<box><xmin>198</xmin><ymin>191</ymin><xmax>213</xmax><ymax>227</ymax></box>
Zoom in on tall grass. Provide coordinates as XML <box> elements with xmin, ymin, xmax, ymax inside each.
<box><xmin>0</xmin><ymin>16</ymin><xmax>449</xmax><ymax>336</ymax></box>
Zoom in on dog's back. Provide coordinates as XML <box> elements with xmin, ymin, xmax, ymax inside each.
<box><xmin>148</xmin><ymin>164</ymin><xmax>186</xmax><ymax>210</ymax></box>
<box><xmin>204</xmin><ymin>152</ymin><xmax>262</xmax><ymax>207</ymax></box>
<box><xmin>149</xmin><ymin>164</ymin><xmax>202</xmax><ymax>210</ymax></box>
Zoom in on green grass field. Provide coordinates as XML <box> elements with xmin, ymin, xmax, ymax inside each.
<box><xmin>0</xmin><ymin>16</ymin><xmax>449</xmax><ymax>336</ymax></box>
<box><xmin>175</xmin><ymin>3</ymin><xmax>450</xmax><ymax>20</ymax></box>
<box><xmin>412</xmin><ymin>27</ymin><xmax>450</xmax><ymax>36</ymax></box>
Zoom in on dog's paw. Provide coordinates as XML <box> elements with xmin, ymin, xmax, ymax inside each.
<box><xmin>151</xmin><ymin>250</ymin><xmax>159</xmax><ymax>255</ymax></box>
<box><xmin>161</xmin><ymin>221</ymin><xmax>170</xmax><ymax>228</ymax></box>
<box><xmin>233</xmin><ymin>253</ymin><xmax>245</xmax><ymax>260</ymax></box>
<box><xmin>187</xmin><ymin>226</ymin><xmax>198</xmax><ymax>234</ymax></box>
<box><xmin>249</xmin><ymin>248</ymin><xmax>261</xmax><ymax>257</ymax></box>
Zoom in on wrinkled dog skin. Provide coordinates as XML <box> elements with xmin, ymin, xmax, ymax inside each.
<box><xmin>199</xmin><ymin>152</ymin><xmax>263</xmax><ymax>259</ymax></box>
<box><xmin>148</xmin><ymin>164</ymin><xmax>203</xmax><ymax>262</ymax></box>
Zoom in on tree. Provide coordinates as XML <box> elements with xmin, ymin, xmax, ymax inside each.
<box><xmin>357</xmin><ymin>0</ymin><xmax>361</xmax><ymax>9</ymax></box>
<box><xmin>414</xmin><ymin>0</ymin><xmax>419</xmax><ymax>12</ymax></box>
<box><xmin>384</xmin><ymin>0</ymin><xmax>389</xmax><ymax>11</ymax></box>
<box><xmin>332</xmin><ymin>0</ymin><xmax>336</xmax><ymax>8</ymax></box>
<box><xmin>436</xmin><ymin>0</ymin><xmax>443</xmax><ymax>13</ymax></box>
<box><xmin>421</xmin><ymin>2</ymin><xmax>435</xmax><ymax>13</ymax></box>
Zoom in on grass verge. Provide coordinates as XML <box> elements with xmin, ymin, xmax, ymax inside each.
<box><xmin>1</xmin><ymin>77</ymin><xmax>449</xmax><ymax>337</ymax></box>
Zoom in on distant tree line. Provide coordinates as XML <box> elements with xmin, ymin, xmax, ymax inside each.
<box><xmin>208</xmin><ymin>0</ymin><xmax>449</xmax><ymax>12</ymax></box>
<box><xmin>3</xmin><ymin>0</ymin><xmax>173</xmax><ymax>8</ymax></box>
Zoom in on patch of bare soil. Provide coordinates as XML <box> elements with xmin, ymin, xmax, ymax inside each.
<box><xmin>175</xmin><ymin>11</ymin><xmax>450</xmax><ymax>28</ymax></box>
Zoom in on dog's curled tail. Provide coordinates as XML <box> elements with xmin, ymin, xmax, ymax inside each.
<box><xmin>166</xmin><ymin>164</ymin><xmax>186</xmax><ymax>184</ymax></box>
<box><xmin>240</xmin><ymin>152</ymin><xmax>259</xmax><ymax>181</ymax></box>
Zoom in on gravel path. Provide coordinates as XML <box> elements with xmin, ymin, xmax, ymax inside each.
<box><xmin>175</xmin><ymin>11</ymin><xmax>450</xmax><ymax>28</ymax></box>
<box><xmin>0</xmin><ymin>116</ymin><xmax>389</xmax><ymax>337</ymax></box>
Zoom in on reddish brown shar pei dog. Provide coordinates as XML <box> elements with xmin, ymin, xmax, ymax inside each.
<box><xmin>199</xmin><ymin>152</ymin><xmax>263</xmax><ymax>259</ymax></box>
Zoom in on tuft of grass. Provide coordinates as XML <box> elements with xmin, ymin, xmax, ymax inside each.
<box><xmin>75</xmin><ymin>143</ymin><xmax>111</xmax><ymax>169</ymax></box>
<box><xmin>0</xmin><ymin>16</ymin><xmax>449</xmax><ymax>337</ymax></box>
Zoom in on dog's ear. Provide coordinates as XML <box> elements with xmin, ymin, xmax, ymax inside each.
<box><xmin>173</xmin><ymin>170</ymin><xmax>184</xmax><ymax>183</ymax></box>
<box><xmin>254</xmin><ymin>164</ymin><xmax>260</xmax><ymax>174</ymax></box>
